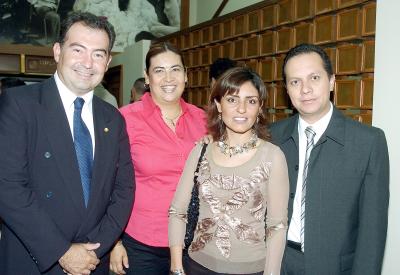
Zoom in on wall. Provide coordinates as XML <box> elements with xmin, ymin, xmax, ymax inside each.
<box><xmin>189</xmin><ymin>0</ymin><xmax>263</xmax><ymax>26</ymax></box>
<box><xmin>374</xmin><ymin>1</ymin><xmax>400</xmax><ymax>274</ymax></box>
<box><xmin>109</xmin><ymin>40</ymin><xmax>150</xmax><ymax>106</ymax></box>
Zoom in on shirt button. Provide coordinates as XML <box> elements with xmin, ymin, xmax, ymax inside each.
<box><xmin>44</xmin><ymin>152</ymin><xmax>51</xmax><ymax>159</ymax></box>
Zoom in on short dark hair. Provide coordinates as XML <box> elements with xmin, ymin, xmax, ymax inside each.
<box><xmin>133</xmin><ymin>77</ymin><xmax>147</xmax><ymax>94</ymax></box>
<box><xmin>207</xmin><ymin>67</ymin><xmax>270</xmax><ymax>141</ymax></box>
<box><xmin>145</xmin><ymin>42</ymin><xmax>185</xmax><ymax>73</ymax></box>
<box><xmin>209</xmin><ymin>58</ymin><xmax>237</xmax><ymax>81</ymax></box>
<box><xmin>58</xmin><ymin>12</ymin><xmax>116</xmax><ymax>53</ymax></box>
<box><xmin>282</xmin><ymin>43</ymin><xmax>333</xmax><ymax>85</ymax></box>
<box><xmin>0</xmin><ymin>77</ymin><xmax>26</xmax><ymax>90</ymax></box>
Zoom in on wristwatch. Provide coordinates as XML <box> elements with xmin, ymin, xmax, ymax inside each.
<box><xmin>169</xmin><ymin>268</ymin><xmax>185</xmax><ymax>275</ymax></box>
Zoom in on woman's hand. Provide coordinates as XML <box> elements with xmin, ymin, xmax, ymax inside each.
<box><xmin>195</xmin><ymin>134</ymin><xmax>213</xmax><ymax>145</ymax></box>
<box><xmin>109</xmin><ymin>241</ymin><xmax>129</xmax><ymax>275</ymax></box>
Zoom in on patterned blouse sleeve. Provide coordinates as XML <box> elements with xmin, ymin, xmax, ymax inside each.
<box><xmin>168</xmin><ymin>143</ymin><xmax>203</xmax><ymax>247</ymax></box>
<box><xmin>264</xmin><ymin>146</ymin><xmax>289</xmax><ymax>275</ymax></box>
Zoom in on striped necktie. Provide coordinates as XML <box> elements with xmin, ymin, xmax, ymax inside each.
<box><xmin>73</xmin><ymin>97</ymin><xmax>93</xmax><ymax>207</ymax></box>
<box><xmin>301</xmin><ymin>126</ymin><xmax>316</xmax><ymax>252</ymax></box>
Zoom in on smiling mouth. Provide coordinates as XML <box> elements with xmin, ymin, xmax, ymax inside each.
<box><xmin>75</xmin><ymin>70</ymin><xmax>94</xmax><ymax>78</ymax></box>
<box><xmin>161</xmin><ymin>85</ymin><xmax>176</xmax><ymax>93</ymax></box>
<box><xmin>233</xmin><ymin>117</ymin><xmax>248</xmax><ymax>122</ymax></box>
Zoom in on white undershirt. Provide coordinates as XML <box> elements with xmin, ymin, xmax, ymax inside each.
<box><xmin>54</xmin><ymin>72</ymin><xmax>95</xmax><ymax>158</ymax></box>
<box><xmin>287</xmin><ymin>103</ymin><xmax>333</xmax><ymax>243</ymax></box>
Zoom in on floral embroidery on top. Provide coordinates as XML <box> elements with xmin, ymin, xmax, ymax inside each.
<box><xmin>190</xmin><ymin>157</ymin><xmax>271</xmax><ymax>258</ymax></box>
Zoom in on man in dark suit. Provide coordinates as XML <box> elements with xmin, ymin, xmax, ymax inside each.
<box><xmin>270</xmin><ymin>43</ymin><xmax>389</xmax><ymax>275</ymax></box>
<box><xmin>0</xmin><ymin>12</ymin><xmax>135</xmax><ymax>275</ymax></box>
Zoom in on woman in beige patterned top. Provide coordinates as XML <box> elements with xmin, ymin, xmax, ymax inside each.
<box><xmin>168</xmin><ymin>67</ymin><xmax>289</xmax><ymax>275</ymax></box>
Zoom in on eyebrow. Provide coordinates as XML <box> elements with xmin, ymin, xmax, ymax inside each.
<box><xmin>227</xmin><ymin>94</ymin><xmax>259</xmax><ymax>98</ymax></box>
<box><xmin>152</xmin><ymin>65</ymin><xmax>184</xmax><ymax>70</ymax></box>
<box><xmin>69</xmin><ymin>42</ymin><xmax>108</xmax><ymax>55</ymax></box>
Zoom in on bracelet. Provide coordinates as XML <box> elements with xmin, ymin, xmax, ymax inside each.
<box><xmin>169</xmin><ymin>269</ymin><xmax>185</xmax><ymax>275</ymax></box>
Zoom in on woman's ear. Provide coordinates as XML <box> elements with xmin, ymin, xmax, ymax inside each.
<box><xmin>215</xmin><ymin>98</ymin><xmax>222</xmax><ymax>113</ymax></box>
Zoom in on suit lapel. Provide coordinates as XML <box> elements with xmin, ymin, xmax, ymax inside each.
<box><xmin>39</xmin><ymin>78</ymin><xmax>86</xmax><ymax>212</ymax></box>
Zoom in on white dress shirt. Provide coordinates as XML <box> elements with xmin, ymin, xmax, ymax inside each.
<box><xmin>54</xmin><ymin>72</ymin><xmax>95</xmax><ymax>158</ymax></box>
<box><xmin>287</xmin><ymin>103</ymin><xmax>333</xmax><ymax>243</ymax></box>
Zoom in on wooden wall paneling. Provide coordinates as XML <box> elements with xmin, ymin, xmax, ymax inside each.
<box><xmin>260</xmin><ymin>31</ymin><xmax>277</xmax><ymax>56</ymax></box>
<box><xmin>245</xmin><ymin>59</ymin><xmax>259</xmax><ymax>74</ymax></box>
<box><xmin>233</xmin><ymin>15</ymin><xmax>247</xmax><ymax>37</ymax></box>
<box><xmin>336</xmin><ymin>44</ymin><xmax>361</xmax><ymax>74</ymax></box>
<box><xmin>360</xmin><ymin>75</ymin><xmax>374</xmax><ymax>109</ymax></box>
<box><xmin>211</xmin><ymin>45</ymin><xmax>222</xmax><ymax>62</ymax></box>
<box><xmin>191</xmin><ymin>29</ymin><xmax>201</xmax><ymax>47</ymax></box>
<box><xmin>222</xmin><ymin>42</ymin><xmax>232</xmax><ymax>58</ymax></box>
<box><xmin>277</xmin><ymin>27</ymin><xmax>294</xmax><ymax>53</ymax></box>
<box><xmin>202</xmin><ymin>27</ymin><xmax>211</xmax><ymax>45</ymax></box>
<box><xmin>192</xmin><ymin>69</ymin><xmax>200</xmax><ymax>87</ymax></box>
<box><xmin>359</xmin><ymin>110</ymin><xmax>372</xmax><ymax>125</ymax></box>
<box><xmin>201</xmin><ymin>47</ymin><xmax>211</xmax><ymax>66</ymax></box>
<box><xmin>261</xmin><ymin>4</ymin><xmax>277</xmax><ymax>30</ymax></box>
<box><xmin>222</xmin><ymin>19</ymin><xmax>232</xmax><ymax>39</ymax></box>
<box><xmin>168</xmin><ymin>37</ymin><xmax>177</xmax><ymax>47</ymax></box>
<box><xmin>361</xmin><ymin>39</ymin><xmax>375</xmax><ymax>72</ymax></box>
<box><xmin>275</xmin><ymin>55</ymin><xmax>286</xmax><ymax>81</ymax></box>
<box><xmin>187</xmin><ymin>69</ymin><xmax>193</xmax><ymax>86</ymax></box>
<box><xmin>191</xmin><ymin>49</ymin><xmax>200</xmax><ymax>67</ymax></box>
<box><xmin>246</xmin><ymin>36</ymin><xmax>260</xmax><ymax>58</ymax></box>
<box><xmin>248</xmin><ymin>10</ymin><xmax>261</xmax><ymax>34</ymax></box>
<box><xmin>295</xmin><ymin>0</ymin><xmax>315</xmax><ymax>21</ymax></box>
<box><xmin>183</xmin><ymin>51</ymin><xmax>191</xmax><ymax>68</ymax></box>
<box><xmin>260</xmin><ymin>57</ymin><xmax>276</xmax><ymax>82</ymax></box>
<box><xmin>182</xmin><ymin>33</ymin><xmax>191</xmax><ymax>49</ymax></box>
<box><xmin>314</xmin><ymin>14</ymin><xmax>336</xmax><ymax>44</ymax></box>
<box><xmin>362</xmin><ymin>2</ymin><xmax>376</xmax><ymax>36</ymax></box>
<box><xmin>266</xmin><ymin>83</ymin><xmax>276</xmax><ymax>108</ymax></box>
<box><xmin>212</xmin><ymin>23</ymin><xmax>222</xmax><ymax>42</ymax></box>
<box><xmin>334</xmin><ymin>77</ymin><xmax>361</xmax><ymax>108</ymax></box>
<box><xmin>294</xmin><ymin>22</ymin><xmax>313</xmax><ymax>45</ymax></box>
<box><xmin>315</xmin><ymin>0</ymin><xmax>336</xmax><ymax>15</ymax></box>
<box><xmin>337</xmin><ymin>8</ymin><xmax>361</xmax><ymax>41</ymax></box>
<box><xmin>275</xmin><ymin>81</ymin><xmax>290</xmax><ymax>109</ymax></box>
<box><xmin>0</xmin><ymin>54</ymin><xmax>21</xmax><ymax>73</ymax></box>
<box><xmin>324</xmin><ymin>47</ymin><xmax>337</xmax><ymax>73</ymax></box>
<box><xmin>337</xmin><ymin>0</ymin><xmax>362</xmax><ymax>9</ymax></box>
<box><xmin>277</xmin><ymin>0</ymin><xmax>294</xmax><ymax>25</ymax></box>
<box><xmin>200</xmin><ymin>68</ymin><xmax>209</xmax><ymax>86</ymax></box>
<box><xmin>233</xmin><ymin>39</ymin><xmax>245</xmax><ymax>60</ymax></box>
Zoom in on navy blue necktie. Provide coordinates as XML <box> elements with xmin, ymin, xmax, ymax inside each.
<box><xmin>73</xmin><ymin>97</ymin><xmax>93</xmax><ymax>207</ymax></box>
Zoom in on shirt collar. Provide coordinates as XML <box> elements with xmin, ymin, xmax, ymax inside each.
<box><xmin>141</xmin><ymin>92</ymin><xmax>189</xmax><ymax>117</ymax></box>
<box><xmin>54</xmin><ymin>71</ymin><xmax>94</xmax><ymax>111</ymax></box>
<box><xmin>298</xmin><ymin>102</ymin><xmax>333</xmax><ymax>143</ymax></box>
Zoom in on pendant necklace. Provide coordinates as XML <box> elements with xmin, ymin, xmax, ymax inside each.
<box><xmin>163</xmin><ymin>109</ymin><xmax>181</xmax><ymax>127</ymax></box>
<box><xmin>217</xmin><ymin>131</ymin><xmax>258</xmax><ymax>157</ymax></box>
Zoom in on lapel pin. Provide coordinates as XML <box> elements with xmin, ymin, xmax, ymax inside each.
<box><xmin>104</xmin><ymin>127</ymin><xmax>109</xmax><ymax>133</ymax></box>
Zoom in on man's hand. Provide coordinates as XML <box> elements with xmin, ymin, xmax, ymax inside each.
<box><xmin>109</xmin><ymin>241</ymin><xmax>129</xmax><ymax>275</ymax></box>
<box><xmin>59</xmin><ymin>243</ymin><xmax>100</xmax><ymax>275</ymax></box>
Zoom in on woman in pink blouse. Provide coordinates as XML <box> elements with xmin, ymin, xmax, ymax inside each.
<box><xmin>110</xmin><ymin>42</ymin><xmax>207</xmax><ymax>275</ymax></box>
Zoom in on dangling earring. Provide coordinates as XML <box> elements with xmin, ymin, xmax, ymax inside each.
<box><xmin>218</xmin><ymin>113</ymin><xmax>222</xmax><ymax>120</ymax></box>
<box><xmin>256</xmin><ymin>115</ymin><xmax>260</xmax><ymax>124</ymax></box>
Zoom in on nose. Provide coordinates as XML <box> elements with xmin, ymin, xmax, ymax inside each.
<box><xmin>81</xmin><ymin>53</ymin><xmax>94</xmax><ymax>68</ymax></box>
<box><xmin>301</xmin><ymin>80</ymin><xmax>312</xmax><ymax>94</ymax></box>
<box><xmin>236</xmin><ymin>100</ymin><xmax>246</xmax><ymax>114</ymax></box>
<box><xmin>164</xmin><ymin>70</ymin><xmax>173</xmax><ymax>82</ymax></box>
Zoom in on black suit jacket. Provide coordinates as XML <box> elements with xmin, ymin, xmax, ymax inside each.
<box><xmin>0</xmin><ymin>78</ymin><xmax>135</xmax><ymax>274</ymax></box>
<box><xmin>270</xmin><ymin>107</ymin><xmax>389</xmax><ymax>275</ymax></box>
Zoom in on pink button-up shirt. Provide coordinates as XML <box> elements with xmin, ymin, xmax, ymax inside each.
<box><xmin>120</xmin><ymin>93</ymin><xmax>207</xmax><ymax>247</ymax></box>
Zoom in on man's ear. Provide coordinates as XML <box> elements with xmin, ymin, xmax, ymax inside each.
<box><xmin>105</xmin><ymin>55</ymin><xmax>112</xmax><ymax>71</ymax></box>
<box><xmin>329</xmin><ymin>74</ymin><xmax>335</xmax><ymax>92</ymax></box>
<box><xmin>53</xmin><ymin>43</ymin><xmax>61</xmax><ymax>63</ymax></box>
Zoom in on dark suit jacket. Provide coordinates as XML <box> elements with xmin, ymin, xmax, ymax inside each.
<box><xmin>270</xmin><ymin>107</ymin><xmax>389</xmax><ymax>275</ymax></box>
<box><xmin>0</xmin><ymin>78</ymin><xmax>135</xmax><ymax>274</ymax></box>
